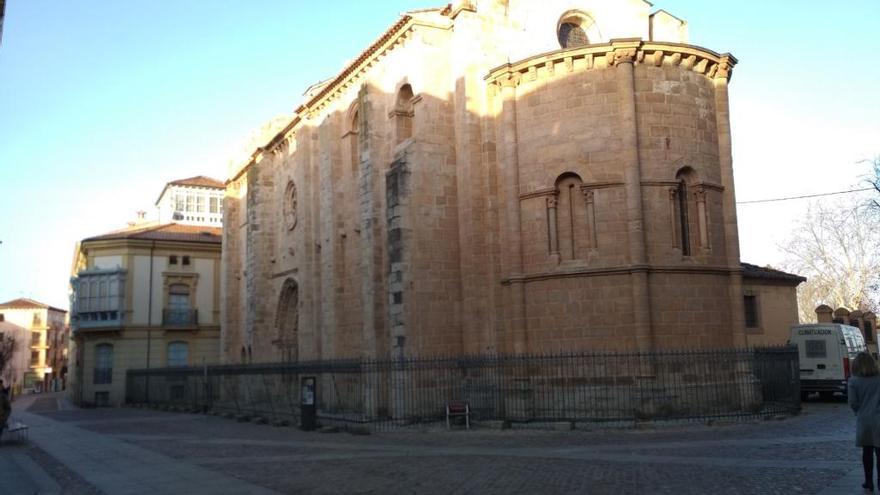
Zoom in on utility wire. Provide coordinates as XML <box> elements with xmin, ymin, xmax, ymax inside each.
<box><xmin>737</xmin><ymin>187</ymin><xmax>874</xmax><ymax>205</ymax></box>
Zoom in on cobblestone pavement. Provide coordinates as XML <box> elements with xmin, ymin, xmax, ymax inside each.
<box><xmin>14</xmin><ymin>394</ymin><xmax>870</xmax><ymax>494</ymax></box>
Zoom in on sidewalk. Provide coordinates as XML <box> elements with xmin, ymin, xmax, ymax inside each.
<box><xmin>0</xmin><ymin>444</ymin><xmax>61</xmax><ymax>495</ymax></box>
<box><xmin>13</xmin><ymin>393</ymin><xmax>279</xmax><ymax>495</ymax></box>
<box><xmin>6</xmin><ymin>393</ymin><xmax>869</xmax><ymax>494</ymax></box>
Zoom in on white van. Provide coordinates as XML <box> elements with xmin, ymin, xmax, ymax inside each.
<box><xmin>789</xmin><ymin>324</ymin><xmax>866</xmax><ymax>399</ymax></box>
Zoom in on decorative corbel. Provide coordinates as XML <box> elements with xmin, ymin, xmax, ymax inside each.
<box><xmin>715</xmin><ymin>54</ymin><xmax>737</xmax><ymax>81</ymax></box>
<box><xmin>497</xmin><ymin>72</ymin><xmax>522</xmax><ymax>89</ymax></box>
<box><xmin>652</xmin><ymin>50</ymin><xmax>665</xmax><ymax>67</ymax></box>
<box><xmin>610</xmin><ymin>39</ymin><xmax>641</xmax><ymax>66</ymax></box>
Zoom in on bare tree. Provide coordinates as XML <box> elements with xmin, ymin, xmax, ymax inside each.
<box><xmin>0</xmin><ymin>333</ymin><xmax>16</xmax><ymax>384</ymax></box>
<box><xmin>869</xmin><ymin>156</ymin><xmax>880</xmax><ymax>211</ymax></box>
<box><xmin>780</xmin><ymin>201</ymin><xmax>880</xmax><ymax>323</ymax></box>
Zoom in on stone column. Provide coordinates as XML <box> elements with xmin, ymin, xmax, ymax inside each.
<box><xmin>696</xmin><ymin>187</ymin><xmax>710</xmax><ymax>249</ymax></box>
<box><xmin>613</xmin><ymin>40</ymin><xmax>652</xmax><ymax>353</ymax></box>
<box><xmin>582</xmin><ymin>189</ymin><xmax>598</xmax><ymax>250</ymax></box>
<box><xmin>498</xmin><ymin>74</ymin><xmax>527</xmax><ymax>354</ymax></box>
<box><xmin>546</xmin><ymin>196</ymin><xmax>560</xmax><ymax>259</ymax></box>
<box><xmin>713</xmin><ymin>54</ymin><xmax>746</xmax><ymax>347</ymax></box>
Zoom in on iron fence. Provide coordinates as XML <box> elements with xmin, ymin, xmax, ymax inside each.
<box><xmin>126</xmin><ymin>346</ymin><xmax>799</xmax><ymax>430</ymax></box>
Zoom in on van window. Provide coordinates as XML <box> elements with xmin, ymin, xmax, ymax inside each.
<box><xmin>806</xmin><ymin>340</ymin><xmax>827</xmax><ymax>358</ymax></box>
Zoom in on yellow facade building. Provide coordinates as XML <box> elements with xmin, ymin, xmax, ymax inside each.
<box><xmin>69</xmin><ymin>219</ymin><xmax>222</xmax><ymax>406</ymax></box>
<box><xmin>740</xmin><ymin>264</ymin><xmax>806</xmax><ymax>347</ymax></box>
<box><xmin>0</xmin><ymin>298</ymin><xmax>68</xmax><ymax>393</ymax></box>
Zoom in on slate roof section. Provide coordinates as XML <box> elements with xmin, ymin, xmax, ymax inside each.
<box><xmin>83</xmin><ymin>223</ymin><xmax>222</xmax><ymax>244</ymax></box>
<box><xmin>0</xmin><ymin>297</ymin><xmax>67</xmax><ymax>313</ymax></box>
<box><xmin>167</xmin><ymin>176</ymin><xmax>225</xmax><ymax>189</ymax></box>
<box><xmin>741</xmin><ymin>262</ymin><xmax>806</xmax><ymax>284</ymax></box>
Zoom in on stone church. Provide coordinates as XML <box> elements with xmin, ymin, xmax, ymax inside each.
<box><xmin>221</xmin><ymin>0</ymin><xmax>749</xmax><ymax>364</ymax></box>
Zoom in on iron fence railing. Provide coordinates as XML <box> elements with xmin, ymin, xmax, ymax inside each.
<box><xmin>126</xmin><ymin>346</ymin><xmax>800</xmax><ymax>430</ymax></box>
<box><xmin>162</xmin><ymin>309</ymin><xmax>198</xmax><ymax>327</ymax></box>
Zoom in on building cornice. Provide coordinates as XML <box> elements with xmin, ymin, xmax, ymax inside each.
<box><xmin>486</xmin><ymin>38</ymin><xmax>737</xmax><ymax>88</ymax></box>
<box><xmin>80</xmin><ymin>238</ymin><xmax>222</xmax><ymax>252</ymax></box>
<box><xmin>229</xmin><ymin>12</ymin><xmax>456</xmax><ymax>185</ymax></box>
<box><xmin>503</xmin><ymin>264</ymin><xmax>741</xmax><ymax>284</ymax></box>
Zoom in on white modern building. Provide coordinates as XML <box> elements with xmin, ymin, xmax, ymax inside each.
<box><xmin>155</xmin><ymin>176</ymin><xmax>225</xmax><ymax>226</ymax></box>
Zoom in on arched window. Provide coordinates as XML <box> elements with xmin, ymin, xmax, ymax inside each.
<box><xmin>94</xmin><ymin>344</ymin><xmax>113</xmax><ymax>384</ymax></box>
<box><xmin>552</xmin><ymin>173</ymin><xmax>591</xmax><ymax>261</ymax></box>
<box><xmin>167</xmin><ymin>341</ymin><xmax>189</xmax><ymax>367</ymax></box>
<box><xmin>558</xmin><ymin>22</ymin><xmax>588</xmax><ymax>48</ymax></box>
<box><xmin>394</xmin><ymin>84</ymin><xmax>414</xmax><ymax>144</ymax></box>
<box><xmin>673</xmin><ymin>167</ymin><xmax>697</xmax><ymax>256</ymax></box>
<box><xmin>557</xmin><ymin>12</ymin><xmax>600</xmax><ymax>49</ymax></box>
<box><xmin>274</xmin><ymin>279</ymin><xmax>299</xmax><ymax>362</ymax></box>
<box><xmin>349</xmin><ymin>107</ymin><xmax>360</xmax><ymax>174</ymax></box>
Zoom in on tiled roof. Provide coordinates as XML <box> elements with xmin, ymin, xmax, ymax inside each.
<box><xmin>741</xmin><ymin>263</ymin><xmax>806</xmax><ymax>284</ymax></box>
<box><xmin>0</xmin><ymin>297</ymin><xmax>67</xmax><ymax>313</ymax></box>
<box><xmin>84</xmin><ymin>223</ymin><xmax>222</xmax><ymax>244</ymax></box>
<box><xmin>167</xmin><ymin>176</ymin><xmax>225</xmax><ymax>189</ymax></box>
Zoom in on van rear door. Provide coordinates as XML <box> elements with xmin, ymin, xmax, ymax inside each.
<box><xmin>798</xmin><ymin>329</ymin><xmax>840</xmax><ymax>381</ymax></box>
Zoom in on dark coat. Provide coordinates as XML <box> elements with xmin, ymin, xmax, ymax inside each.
<box><xmin>0</xmin><ymin>389</ymin><xmax>10</xmax><ymax>427</ymax></box>
<box><xmin>848</xmin><ymin>375</ymin><xmax>880</xmax><ymax>447</ymax></box>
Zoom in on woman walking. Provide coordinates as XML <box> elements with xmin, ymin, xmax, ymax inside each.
<box><xmin>0</xmin><ymin>380</ymin><xmax>10</xmax><ymax>440</ymax></box>
<box><xmin>849</xmin><ymin>352</ymin><xmax>880</xmax><ymax>492</ymax></box>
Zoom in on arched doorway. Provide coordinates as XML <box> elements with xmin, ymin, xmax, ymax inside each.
<box><xmin>274</xmin><ymin>279</ymin><xmax>299</xmax><ymax>362</ymax></box>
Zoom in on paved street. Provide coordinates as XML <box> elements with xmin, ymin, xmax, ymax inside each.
<box><xmin>0</xmin><ymin>393</ymin><xmax>869</xmax><ymax>494</ymax></box>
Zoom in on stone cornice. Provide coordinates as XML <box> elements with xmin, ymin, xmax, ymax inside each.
<box><xmin>519</xmin><ymin>182</ymin><xmax>626</xmax><ymax>200</ymax></box>
<box><xmin>502</xmin><ymin>264</ymin><xmax>741</xmax><ymax>284</ymax></box>
<box><xmin>486</xmin><ymin>38</ymin><xmax>737</xmax><ymax>89</ymax></box>
<box><xmin>642</xmin><ymin>180</ymin><xmax>724</xmax><ymax>192</ymax></box>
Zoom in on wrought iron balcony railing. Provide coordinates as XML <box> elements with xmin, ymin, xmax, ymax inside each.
<box><xmin>162</xmin><ymin>309</ymin><xmax>198</xmax><ymax>327</ymax></box>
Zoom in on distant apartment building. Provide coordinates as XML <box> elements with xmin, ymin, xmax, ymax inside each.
<box><xmin>0</xmin><ymin>319</ymin><xmax>29</xmax><ymax>395</ymax></box>
<box><xmin>69</xmin><ymin>219</ymin><xmax>222</xmax><ymax>406</ymax></box>
<box><xmin>155</xmin><ymin>176</ymin><xmax>225</xmax><ymax>226</ymax></box>
<box><xmin>0</xmin><ymin>298</ymin><xmax>69</xmax><ymax>392</ymax></box>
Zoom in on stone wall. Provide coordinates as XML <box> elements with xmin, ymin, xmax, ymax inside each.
<box><xmin>221</xmin><ymin>2</ymin><xmax>745</xmax><ymax>364</ymax></box>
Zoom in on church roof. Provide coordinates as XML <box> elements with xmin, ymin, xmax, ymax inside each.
<box><xmin>0</xmin><ymin>297</ymin><xmax>67</xmax><ymax>313</ymax></box>
<box><xmin>741</xmin><ymin>263</ymin><xmax>806</xmax><ymax>284</ymax></box>
<box><xmin>84</xmin><ymin>223</ymin><xmax>222</xmax><ymax>244</ymax></box>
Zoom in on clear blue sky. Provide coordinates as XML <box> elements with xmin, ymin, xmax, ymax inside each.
<box><xmin>1</xmin><ymin>0</ymin><xmax>878</xmax><ymax>309</ymax></box>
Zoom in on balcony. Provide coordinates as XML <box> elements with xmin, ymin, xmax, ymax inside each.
<box><xmin>71</xmin><ymin>268</ymin><xmax>126</xmax><ymax>332</ymax></box>
<box><xmin>162</xmin><ymin>309</ymin><xmax>198</xmax><ymax>328</ymax></box>
<box><xmin>74</xmin><ymin>311</ymin><xmax>124</xmax><ymax>331</ymax></box>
